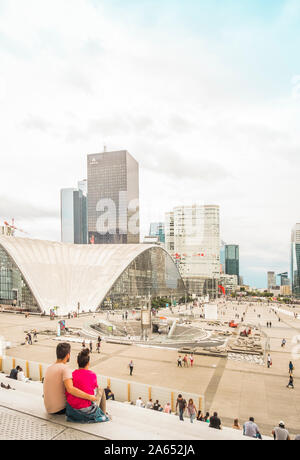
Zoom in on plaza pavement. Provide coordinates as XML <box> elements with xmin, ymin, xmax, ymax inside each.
<box><xmin>1</xmin><ymin>301</ymin><xmax>300</xmax><ymax>437</ymax></box>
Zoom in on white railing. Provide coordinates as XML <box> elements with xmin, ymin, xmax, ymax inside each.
<box><xmin>0</xmin><ymin>355</ymin><xmax>204</xmax><ymax>413</ymax></box>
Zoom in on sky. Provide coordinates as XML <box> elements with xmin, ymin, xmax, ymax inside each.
<box><xmin>0</xmin><ymin>0</ymin><xmax>300</xmax><ymax>288</ymax></box>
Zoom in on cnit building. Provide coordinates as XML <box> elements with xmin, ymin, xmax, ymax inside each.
<box><xmin>1</xmin><ymin>150</ymin><xmax>186</xmax><ymax>314</ymax></box>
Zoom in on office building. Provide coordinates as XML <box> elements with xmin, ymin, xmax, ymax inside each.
<box><xmin>278</xmin><ymin>272</ymin><xmax>290</xmax><ymax>287</ymax></box>
<box><xmin>165</xmin><ymin>212</ymin><xmax>174</xmax><ymax>252</ymax></box>
<box><xmin>149</xmin><ymin>222</ymin><xmax>165</xmax><ymax>244</ymax></box>
<box><xmin>267</xmin><ymin>271</ymin><xmax>277</xmax><ymax>291</ymax></box>
<box><xmin>87</xmin><ymin>150</ymin><xmax>139</xmax><ymax>244</ymax></box>
<box><xmin>220</xmin><ymin>242</ymin><xmax>226</xmax><ymax>274</ymax></box>
<box><xmin>0</xmin><ymin>236</ymin><xmax>185</xmax><ymax>314</ymax></box>
<box><xmin>61</xmin><ymin>185</ymin><xmax>87</xmax><ymax>244</ymax></box>
<box><xmin>220</xmin><ymin>274</ymin><xmax>239</xmax><ymax>295</ymax></box>
<box><xmin>165</xmin><ymin>205</ymin><xmax>220</xmax><ymax>298</ymax></box>
<box><xmin>225</xmin><ymin>245</ymin><xmax>239</xmax><ymax>280</ymax></box>
<box><xmin>291</xmin><ymin>223</ymin><xmax>300</xmax><ymax>296</ymax></box>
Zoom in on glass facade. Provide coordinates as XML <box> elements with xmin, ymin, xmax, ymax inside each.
<box><xmin>291</xmin><ymin>243</ymin><xmax>300</xmax><ymax>296</ymax></box>
<box><xmin>183</xmin><ymin>276</ymin><xmax>218</xmax><ymax>299</ymax></box>
<box><xmin>87</xmin><ymin>150</ymin><xmax>140</xmax><ymax>244</ymax></box>
<box><xmin>0</xmin><ymin>246</ymin><xmax>40</xmax><ymax>311</ymax></box>
<box><xmin>99</xmin><ymin>247</ymin><xmax>186</xmax><ymax>310</ymax></box>
<box><xmin>225</xmin><ymin>245</ymin><xmax>239</xmax><ymax>278</ymax></box>
<box><xmin>149</xmin><ymin>222</ymin><xmax>165</xmax><ymax>244</ymax></box>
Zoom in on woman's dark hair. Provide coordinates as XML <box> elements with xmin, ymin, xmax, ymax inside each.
<box><xmin>56</xmin><ymin>343</ymin><xmax>71</xmax><ymax>360</ymax></box>
<box><xmin>77</xmin><ymin>348</ymin><xmax>90</xmax><ymax>368</ymax></box>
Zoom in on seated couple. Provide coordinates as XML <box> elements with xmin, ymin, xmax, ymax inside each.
<box><xmin>43</xmin><ymin>343</ymin><xmax>110</xmax><ymax>424</ymax></box>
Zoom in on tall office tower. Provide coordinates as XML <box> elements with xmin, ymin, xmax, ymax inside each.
<box><xmin>165</xmin><ymin>205</ymin><xmax>220</xmax><ymax>297</ymax></box>
<box><xmin>267</xmin><ymin>271</ymin><xmax>276</xmax><ymax>291</ymax></box>
<box><xmin>87</xmin><ymin>150</ymin><xmax>139</xmax><ymax>244</ymax></box>
<box><xmin>225</xmin><ymin>245</ymin><xmax>239</xmax><ymax>278</ymax></box>
<box><xmin>165</xmin><ymin>212</ymin><xmax>174</xmax><ymax>252</ymax></box>
<box><xmin>220</xmin><ymin>241</ymin><xmax>226</xmax><ymax>274</ymax></box>
<box><xmin>78</xmin><ymin>179</ymin><xmax>87</xmax><ymax>196</ymax></box>
<box><xmin>77</xmin><ymin>180</ymin><xmax>88</xmax><ymax>245</ymax></box>
<box><xmin>61</xmin><ymin>187</ymin><xmax>88</xmax><ymax>244</ymax></box>
<box><xmin>291</xmin><ymin>223</ymin><xmax>300</xmax><ymax>296</ymax></box>
<box><xmin>149</xmin><ymin>222</ymin><xmax>165</xmax><ymax>244</ymax></box>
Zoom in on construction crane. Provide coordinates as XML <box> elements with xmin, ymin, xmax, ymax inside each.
<box><xmin>3</xmin><ymin>219</ymin><xmax>29</xmax><ymax>236</ymax></box>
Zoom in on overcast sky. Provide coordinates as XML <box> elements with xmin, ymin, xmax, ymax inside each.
<box><xmin>0</xmin><ymin>0</ymin><xmax>299</xmax><ymax>288</ymax></box>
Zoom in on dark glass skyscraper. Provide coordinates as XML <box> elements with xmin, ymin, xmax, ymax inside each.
<box><xmin>225</xmin><ymin>244</ymin><xmax>239</xmax><ymax>278</ymax></box>
<box><xmin>87</xmin><ymin>150</ymin><xmax>140</xmax><ymax>244</ymax></box>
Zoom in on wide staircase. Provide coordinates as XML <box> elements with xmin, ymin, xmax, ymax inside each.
<box><xmin>0</xmin><ymin>358</ymin><xmax>270</xmax><ymax>440</ymax></box>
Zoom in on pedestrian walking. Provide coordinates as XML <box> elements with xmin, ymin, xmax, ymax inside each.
<box><xmin>96</xmin><ymin>341</ymin><xmax>101</xmax><ymax>354</ymax></box>
<box><xmin>177</xmin><ymin>356</ymin><xmax>182</xmax><ymax>367</ymax></box>
<box><xmin>183</xmin><ymin>355</ymin><xmax>189</xmax><ymax>368</ymax></box>
<box><xmin>281</xmin><ymin>339</ymin><xmax>287</xmax><ymax>348</ymax></box>
<box><xmin>89</xmin><ymin>340</ymin><xmax>93</xmax><ymax>353</ymax></box>
<box><xmin>189</xmin><ymin>354</ymin><xmax>194</xmax><ymax>367</ymax></box>
<box><xmin>176</xmin><ymin>394</ymin><xmax>187</xmax><ymax>422</ymax></box>
<box><xmin>289</xmin><ymin>361</ymin><xmax>294</xmax><ymax>375</ymax></box>
<box><xmin>129</xmin><ymin>360</ymin><xmax>134</xmax><ymax>376</ymax></box>
<box><xmin>187</xmin><ymin>399</ymin><xmax>197</xmax><ymax>423</ymax></box>
<box><xmin>287</xmin><ymin>375</ymin><xmax>294</xmax><ymax>389</ymax></box>
<box><xmin>267</xmin><ymin>354</ymin><xmax>272</xmax><ymax>369</ymax></box>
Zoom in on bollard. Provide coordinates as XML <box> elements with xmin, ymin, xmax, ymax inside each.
<box><xmin>12</xmin><ymin>358</ymin><xmax>16</xmax><ymax>370</ymax></box>
<box><xmin>39</xmin><ymin>364</ymin><xmax>43</xmax><ymax>382</ymax></box>
<box><xmin>148</xmin><ymin>387</ymin><xmax>152</xmax><ymax>401</ymax></box>
<box><xmin>171</xmin><ymin>392</ymin><xmax>175</xmax><ymax>412</ymax></box>
<box><xmin>199</xmin><ymin>397</ymin><xmax>202</xmax><ymax>411</ymax></box>
<box><xmin>26</xmin><ymin>361</ymin><xmax>30</xmax><ymax>379</ymax></box>
<box><xmin>127</xmin><ymin>383</ymin><xmax>131</xmax><ymax>402</ymax></box>
<box><xmin>0</xmin><ymin>357</ymin><xmax>2</xmax><ymax>372</ymax></box>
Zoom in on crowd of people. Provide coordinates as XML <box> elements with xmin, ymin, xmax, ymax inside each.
<box><xmin>81</xmin><ymin>337</ymin><xmax>102</xmax><ymax>354</ymax></box>
<box><xmin>177</xmin><ymin>354</ymin><xmax>195</xmax><ymax>368</ymax></box>
<box><xmin>130</xmin><ymin>393</ymin><xmax>299</xmax><ymax>440</ymax></box>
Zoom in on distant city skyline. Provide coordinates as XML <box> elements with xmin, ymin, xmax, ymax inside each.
<box><xmin>0</xmin><ymin>0</ymin><xmax>300</xmax><ymax>288</ymax></box>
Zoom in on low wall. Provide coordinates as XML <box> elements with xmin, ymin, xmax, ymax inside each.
<box><xmin>0</xmin><ymin>355</ymin><xmax>204</xmax><ymax>413</ymax></box>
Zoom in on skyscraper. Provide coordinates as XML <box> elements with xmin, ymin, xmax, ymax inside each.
<box><xmin>87</xmin><ymin>150</ymin><xmax>140</xmax><ymax>244</ymax></box>
<box><xmin>267</xmin><ymin>271</ymin><xmax>276</xmax><ymax>291</ymax></box>
<box><xmin>291</xmin><ymin>223</ymin><xmax>300</xmax><ymax>296</ymax></box>
<box><xmin>149</xmin><ymin>222</ymin><xmax>165</xmax><ymax>244</ymax></box>
<box><xmin>165</xmin><ymin>204</ymin><xmax>220</xmax><ymax>297</ymax></box>
<box><xmin>61</xmin><ymin>186</ymin><xmax>87</xmax><ymax>244</ymax></box>
<box><xmin>225</xmin><ymin>245</ymin><xmax>239</xmax><ymax>278</ymax></box>
<box><xmin>220</xmin><ymin>241</ymin><xmax>226</xmax><ymax>274</ymax></box>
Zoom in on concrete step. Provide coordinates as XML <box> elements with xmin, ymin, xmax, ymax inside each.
<box><xmin>0</xmin><ymin>382</ymin><xmax>270</xmax><ymax>440</ymax></box>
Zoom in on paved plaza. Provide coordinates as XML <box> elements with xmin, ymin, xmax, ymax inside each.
<box><xmin>1</xmin><ymin>301</ymin><xmax>300</xmax><ymax>437</ymax></box>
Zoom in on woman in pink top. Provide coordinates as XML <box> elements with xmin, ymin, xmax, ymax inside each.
<box><xmin>189</xmin><ymin>354</ymin><xmax>194</xmax><ymax>367</ymax></box>
<box><xmin>66</xmin><ymin>349</ymin><xmax>109</xmax><ymax>424</ymax></box>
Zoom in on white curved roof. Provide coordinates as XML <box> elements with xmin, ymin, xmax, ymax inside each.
<box><xmin>0</xmin><ymin>236</ymin><xmax>168</xmax><ymax>315</ymax></box>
